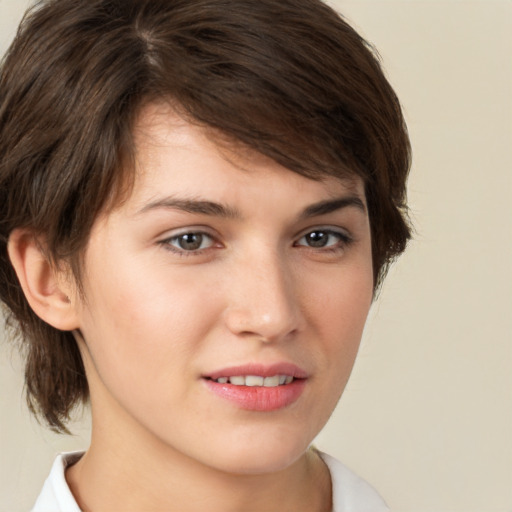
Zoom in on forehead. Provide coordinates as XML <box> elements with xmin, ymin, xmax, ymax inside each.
<box><xmin>128</xmin><ymin>102</ymin><xmax>365</xmax><ymax>205</ymax></box>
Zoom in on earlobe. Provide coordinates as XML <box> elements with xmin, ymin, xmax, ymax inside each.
<box><xmin>7</xmin><ymin>229</ymin><xmax>80</xmax><ymax>331</ymax></box>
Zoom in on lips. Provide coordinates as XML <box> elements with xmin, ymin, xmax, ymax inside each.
<box><xmin>202</xmin><ymin>363</ymin><xmax>308</xmax><ymax>411</ymax></box>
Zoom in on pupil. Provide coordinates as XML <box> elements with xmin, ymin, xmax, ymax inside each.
<box><xmin>179</xmin><ymin>233</ymin><xmax>203</xmax><ymax>250</ymax></box>
<box><xmin>307</xmin><ymin>231</ymin><xmax>328</xmax><ymax>247</ymax></box>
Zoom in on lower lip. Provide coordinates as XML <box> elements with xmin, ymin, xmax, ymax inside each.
<box><xmin>203</xmin><ymin>379</ymin><xmax>306</xmax><ymax>411</ymax></box>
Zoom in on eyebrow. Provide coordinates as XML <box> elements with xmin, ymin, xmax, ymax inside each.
<box><xmin>136</xmin><ymin>195</ymin><xmax>366</xmax><ymax>219</ymax></box>
<box><xmin>299</xmin><ymin>196</ymin><xmax>366</xmax><ymax>219</ymax></box>
<box><xmin>137</xmin><ymin>197</ymin><xmax>241</xmax><ymax>218</ymax></box>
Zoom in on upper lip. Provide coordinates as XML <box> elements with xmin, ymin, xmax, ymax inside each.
<box><xmin>203</xmin><ymin>362</ymin><xmax>309</xmax><ymax>381</ymax></box>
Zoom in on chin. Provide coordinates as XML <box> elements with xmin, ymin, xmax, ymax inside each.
<box><xmin>199</xmin><ymin>429</ymin><xmax>314</xmax><ymax>475</ymax></box>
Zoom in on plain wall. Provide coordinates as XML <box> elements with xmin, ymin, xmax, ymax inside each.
<box><xmin>1</xmin><ymin>1</ymin><xmax>511</xmax><ymax>511</ymax></box>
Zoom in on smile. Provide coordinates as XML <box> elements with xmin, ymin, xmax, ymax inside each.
<box><xmin>203</xmin><ymin>364</ymin><xmax>307</xmax><ymax>411</ymax></box>
<box><xmin>210</xmin><ymin>375</ymin><xmax>294</xmax><ymax>386</ymax></box>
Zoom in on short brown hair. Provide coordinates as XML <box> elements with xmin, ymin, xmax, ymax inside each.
<box><xmin>0</xmin><ymin>0</ymin><xmax>411</xmax><ymax>432</ymax></box>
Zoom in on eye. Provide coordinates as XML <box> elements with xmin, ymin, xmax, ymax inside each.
<box><xmin>163</xmin><ymin>231</ymin><xmax>216</xmax><ymax>253</ymax></box>
<box><xmin>295</xmin><ymin>229</ymin><xmax>351</xmax><ymax>249</ymax></box>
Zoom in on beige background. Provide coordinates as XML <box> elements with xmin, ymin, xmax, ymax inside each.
<box><xmin>1</xmin><ymin>1</ymin><xmax>511</xmax><ymax>511</ymax></box>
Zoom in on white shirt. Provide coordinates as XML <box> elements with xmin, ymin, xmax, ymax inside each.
<box><xmin>31</xmin><ymin>451</ymin><xmax>389</xmax><ymax>512</ymax></box>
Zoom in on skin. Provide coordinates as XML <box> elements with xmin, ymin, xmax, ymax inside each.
<box><xmin>17</xmin><ymin>103</ymin><xmax>375</xmax><ymax>511</ymax></box>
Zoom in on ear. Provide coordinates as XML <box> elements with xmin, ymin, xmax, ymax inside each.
<box><xmin>7</xmin><ymin>229</ymin><xmax>80</xmax><ymax>331</ymax></box>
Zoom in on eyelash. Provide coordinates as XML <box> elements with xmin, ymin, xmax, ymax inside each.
<box><xmin>294</xmin><ymin>228</ymin><xmax>353</xmax><ymax>252</ymax></box>
<box><xmin>159</xmin><ymin>227</ymin><xmax>353</xmax><ymax>257</ymax></box>
<box><xmin>159</xmin><ymin>231</ymin><xmax>218</xmax><ymax>256</ymax></box>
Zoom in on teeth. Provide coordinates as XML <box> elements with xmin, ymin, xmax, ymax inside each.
<box><xmin>245</xmin><ymin>375</ymin><xmax>264</xmax><ymax>386</ymax></box>
<box><xmin>263</xmin><ymin>375</ymin><xmax>280</xmax><ymax>387</ymax></box>
<box><xmin>214</xmin><ymin>375</ymin><xmax>294</xmax><ymax>386</ymax></box>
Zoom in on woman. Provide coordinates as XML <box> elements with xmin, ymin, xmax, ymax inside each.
<box><xmin>0</xmin><ymin>0</ymin><xmax>411</xmax><ymax>510</ymax></box>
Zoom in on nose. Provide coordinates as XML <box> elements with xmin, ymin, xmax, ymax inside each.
<box><xmin>223</xmin><ymin>248</ymin><xmax>302</xmax><ymax>343</ymax></box>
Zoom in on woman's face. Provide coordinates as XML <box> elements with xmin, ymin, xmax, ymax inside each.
<box><xmin>73</xmin><ymin>104</ymin><xmax>374</xmax><ymax>474</ymax></box>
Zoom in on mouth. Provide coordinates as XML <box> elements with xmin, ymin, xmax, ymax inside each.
<box><xmin>202</xmin><ymin>363</ymin><xmax>308</xmax><ymax>411</ymax></box>
<box><xmin>206</xmin><ymin>375</ymin><xmax>295</xmax><ymax>387</ymax></box>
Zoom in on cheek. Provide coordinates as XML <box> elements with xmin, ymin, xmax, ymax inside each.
<box><xmin>305</xmin><ymin>258</ymin><xmax>373</xmax><ymax>334</ymax></box>
<box><xmin>303</xmin><ymin>261</ymin><xmax>373</xmax><ymax>381</ymax></box>
<box><xmin>77</xmin><ymin>257</ymin><xmax>220</xmax><ymax>399</ymax></box>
